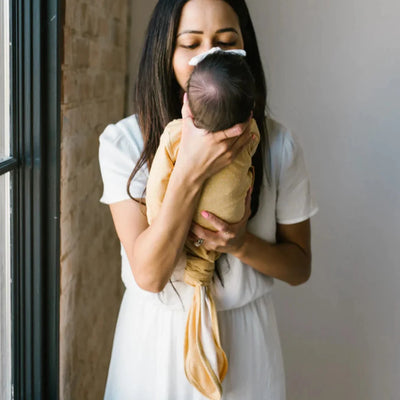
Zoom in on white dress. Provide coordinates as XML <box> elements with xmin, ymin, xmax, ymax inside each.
<box><xmin>98</xmin><ymin>115</ymin><xmax>319</xmax><ymax>400</ymax></box>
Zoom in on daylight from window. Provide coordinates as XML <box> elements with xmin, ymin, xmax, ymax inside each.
<box><xmin>0</xmin><ymin>0</ymin><xmax>12</xmax><ymax>399</ymax></box>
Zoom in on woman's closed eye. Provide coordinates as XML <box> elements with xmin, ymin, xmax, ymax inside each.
<box><xmin>180</xmin><ymin>42</ymin><xmax>236</xmax><ymax>50</ymax></box>
<box><xmin>179</xmin><ymin>43</ymin><xmax>199</xmax><ymax>49</ymax></box>
<box><xmin>215</xmin><ymin>41</ymin><xmax>237</xmax><ymax>47</ymax></box>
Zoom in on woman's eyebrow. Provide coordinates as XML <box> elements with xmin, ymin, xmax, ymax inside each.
<box><xmin>177</xmin><ymin>30</ymin><xmax>203</xmax><ymax>37</ymax></box>
<box><xmin>216</xmin><ymin>28</ymin><xmax>239</xmax><ymax>35</ymax></box>
<box><xmin>177</xmin><ymin>28</ymin><xmax>239</xmax><ymax>37</ymax></box>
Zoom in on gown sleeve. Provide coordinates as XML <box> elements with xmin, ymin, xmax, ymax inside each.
<box><xmin>276</xmin><ymin>129</ymin><xmax>319</xmax><ymax>224</ymax></box>
<box><xmin>98</xmin><ymin>115</ymin><xmax>148</xmax><ymax>204</ymax></box>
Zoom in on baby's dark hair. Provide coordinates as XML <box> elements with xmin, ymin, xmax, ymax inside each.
<box><xmin>186</xmin><ymin>52</ymin><xmax>255</xmax><ymax>132</ymax></box>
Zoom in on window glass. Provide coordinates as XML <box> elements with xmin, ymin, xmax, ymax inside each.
<box><xmin>0</xmin><ymin>172</ymin><xmax>12</xmax><ymax>400</ymax></box>
<box><xmin>0</xmin><ymin>0</ymin><xmax>12</xmax><ymax>398</ymax></box>
<box><xmin>0</xmin><ymin>0</ymin><xmax>10</xmax><ymax>162</ymax></box>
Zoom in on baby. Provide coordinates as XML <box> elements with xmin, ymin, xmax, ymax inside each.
<box><xmin>147</xmin><ymin>50</ymin><xmax>259</xmax><ymax>263</ymax></box>
<box><xmin>146</xmin><ymin>50</ymin><xmax>260</xmax><ymax>400</ymax></box>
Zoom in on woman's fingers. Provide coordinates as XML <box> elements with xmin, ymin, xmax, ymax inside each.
<box><xmin>214</xmin><ymin>119</ymin><xmax>254</xmax><ymax>160</ymax></box>
<box><xmin>190</xmin><ymin>213</ymin><xmax>235</xmax><ymax>247</ymax></box>
<box><xmin>190</xmin><ymin>223</ymin><xmax>219</xmax><ymax>249</ymax></box>
<box><xmin>191</xmin><ymin>222</ymin><xmax>215</xmax><ymax>238</ymax></box>
<box><xmin>190</xmin><ymin>185</ymin><xmax>253</xmax><ymax>252</ymax></box>
<box><xmin>231</xmin><ymin>123</ymin><xmax>254</xmax><ymax>153</ymax></box>
<box><xmin>177</xmin><ymin>104</ymin><xmax>255</xmax><ymax>181</ymax></box>
<box><xmin>200</xmin><ymin>211</ymin><xmax>230</xmax><ymax>232</ymax></box>
<box><xmin>213</xmin><ymin>120</ymin><xmax>247</xmax><ymax>142</ymax></box>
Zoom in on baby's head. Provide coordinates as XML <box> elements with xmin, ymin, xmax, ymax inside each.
<box><xmin>186</xmin><ymin>52</ymin><xmax>255</xmax><ymax>132</ymax></box>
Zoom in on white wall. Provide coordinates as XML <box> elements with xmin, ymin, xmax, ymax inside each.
<box><xmin>247</xmin><ymin>0</ymin><xmax>400</xmax><ymax>399</ymax></box>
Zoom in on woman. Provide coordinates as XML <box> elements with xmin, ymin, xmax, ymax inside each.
<box><xmin>99</xmin><ymin>0</ymin><xmax>319</xmax><ymax>399</ymax></box>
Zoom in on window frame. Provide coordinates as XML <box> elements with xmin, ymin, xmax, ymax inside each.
<box><xmin>7</xmin><ymin>0</ymin><xmax>60</xmax><ymax>398</ymax></box>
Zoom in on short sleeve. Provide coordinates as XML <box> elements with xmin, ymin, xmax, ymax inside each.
<box><xmin>98</xmin><ymin>115</ymin><xmax>148</xmax><ymax>204</ymax></box>
<box><xmin>276</xmin><ymin>129</ymin><xmax>319</xmax><ymax>224</ymax></box>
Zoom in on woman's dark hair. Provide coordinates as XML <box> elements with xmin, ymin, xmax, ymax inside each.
<box><xmin>187</xmin><ymin>52</ymin><xmax>255</xmax><ymax>132</ymax></box>
<box><xmin>128</xmin><ymin>0</ymin><xmax>269</xmax><ymax>218</ymax></box>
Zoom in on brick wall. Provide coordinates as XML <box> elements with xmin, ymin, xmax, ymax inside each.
<box><xmin>60</xmin><ymin>0</ymin><xmax>129</xmax><ymax>398</ymax></box>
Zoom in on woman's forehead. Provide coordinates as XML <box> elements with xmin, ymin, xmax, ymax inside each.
<box><xmin>177</xmin><ymin>0</ymin><xmax>240</xmax><ymax>33</ymax></box>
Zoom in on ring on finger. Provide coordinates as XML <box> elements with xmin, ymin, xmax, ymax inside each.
<box><xmin>194</xmin><ymin>238</ymin><xmax>204</xmax><ymax>247</ymax></box>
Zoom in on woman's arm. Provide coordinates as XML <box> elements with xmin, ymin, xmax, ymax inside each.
<box><xmin>233</xmin><ymin>220</ymin><xmax>312</xmax><ymax>286</ymax></box>
<box><xmin>110</xmin><ymin>167</ymin><xmax>204</xmax><ymax>293</ymax></box>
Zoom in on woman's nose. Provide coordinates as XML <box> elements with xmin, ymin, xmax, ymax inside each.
<box><xmin>199</xmin><ymin>41</ymin><xmax>213</xmax><ymax>54</ymax></box>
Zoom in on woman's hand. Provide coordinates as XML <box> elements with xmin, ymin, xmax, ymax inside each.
<box><xmin>174</xmin><ymin>94</ymin><xmax>254</xmax><ymax>182</ymax></box>
<box><xmin>189</xmin><ymin>187</ymin><xmax>253</xmax><ymax>256</ymax></box>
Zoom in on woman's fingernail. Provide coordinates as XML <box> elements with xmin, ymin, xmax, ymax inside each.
<box><xmin>233</xmin><ymin>126</ymin><xmax>241</xmax><ymax>135</ymax></box>
<box><xmin>201</xmin><ymin>211</ymin><xmax>209</xmax><ymax>218</ymax></box>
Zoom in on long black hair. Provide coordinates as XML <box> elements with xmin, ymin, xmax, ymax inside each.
<box><xmin>128</xmin><ymin>0</ymin><xmax>269</xmax><ymax>218</ymax></box>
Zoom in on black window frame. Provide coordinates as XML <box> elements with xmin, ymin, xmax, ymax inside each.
<box><xmin>5</xmin><ymin>0</ymin><xmax>61</xmax><ymax>398</ymax></box>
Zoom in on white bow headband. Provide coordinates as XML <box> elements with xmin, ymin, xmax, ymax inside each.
<box><xmin>188</xmin><ymin>47</ymin><xmax>247</xmax><ymax>66</ymax></box>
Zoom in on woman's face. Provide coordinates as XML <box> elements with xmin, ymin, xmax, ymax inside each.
<box><xmin>173</xmin><ymin>0</ymin><xmax>244</xmax><ymax>91</ymax></box>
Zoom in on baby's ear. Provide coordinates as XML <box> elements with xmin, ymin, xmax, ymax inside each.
<box><xmin>193</xmin><ymin>118</ymin><xmax>201</xmax><ymax>129</ymax></box>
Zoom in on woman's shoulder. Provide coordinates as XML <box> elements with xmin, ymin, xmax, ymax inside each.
<box><xmin>265</xmin><ymin>117</ymin><xmax>319</xmax><ymax>223</ymax></box>
<box><xmin>266</xmin><ymin>117</ymin><xmax>293</xmax><ymax>151</ymax></box>
<box><xmin>99</xmin><ymin>114</ymin><xmax>144</xmax><ymax>153</ymax></box>
<box><xmin>262</xmin><ymin>117</ymin><xmax>307</xmax><ymax>186</ymax></box>
<box><xmin>98</xmin><ymin>114</ymin><xmax>148</xmax><ymax>204</ymax></box>
<box><xmin>266</xmin><ymin>117</ymin><xmax>305</xmax><ymax>159</ymax></box>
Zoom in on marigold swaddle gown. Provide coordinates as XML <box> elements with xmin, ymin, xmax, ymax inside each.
<box><xmin>146</xmin><ymin>118</ymin><xmax>260</xmax><ymax>400</ymax></box>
